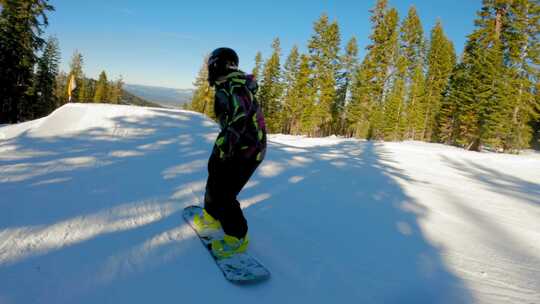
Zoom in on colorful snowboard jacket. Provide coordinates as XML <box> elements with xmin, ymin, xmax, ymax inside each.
<box><xmin>212</xmin><ymin>71</ymin><xmax>266</xmax><ymax>162</ymax></box>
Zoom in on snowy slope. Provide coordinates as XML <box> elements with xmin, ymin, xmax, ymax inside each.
<box><xmin>0</xmin><ymin>104</ymin><xmax>538</xmax><ymax>304</ymax></box>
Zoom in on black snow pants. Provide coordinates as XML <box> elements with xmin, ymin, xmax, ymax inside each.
<box><xmin>204</xmin><ymin>152</ymin><xmax>262</xmax><ymax>239</ymax></box>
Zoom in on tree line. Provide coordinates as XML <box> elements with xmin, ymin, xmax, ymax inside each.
<box><xmin>189</xmin><ymin>0</ymin><xmax>539</xmax><ymax>152</ymax></box>
<box><xmin>0</xmin><ymin>0</ymin><xmax>126</xmax><ymax>124</ymax></box>
<box><xmin>57</xmin><ymin>50</ymin><xmax>124</xmax><ymax>105</ymax></box>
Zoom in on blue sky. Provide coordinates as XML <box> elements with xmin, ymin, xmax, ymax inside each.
<box><xmin>45</xmin><ymin>0</ymin><xmax>481</xmax><ymax>89</ymax></box>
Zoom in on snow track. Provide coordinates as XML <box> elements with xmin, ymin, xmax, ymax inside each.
<box><xmin>0</xmin><ymin>104</ymin><xmax>538</xmax><ymax>303</ymax></box>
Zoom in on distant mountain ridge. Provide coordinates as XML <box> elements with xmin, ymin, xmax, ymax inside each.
<box><xmin>120</xmin><ymin>90</ymin><xmax>162</xmax><ymax>108</ymax></box>
<box><xmin>124</xmin><ymin>84</ymin><xmax>193</xmax><ymax>108</ymax></box>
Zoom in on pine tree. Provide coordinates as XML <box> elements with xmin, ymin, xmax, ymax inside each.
<box><xmin>399</xmin><ymin>6</ymin><xmax>426</xmax><ymax>140</ymax></box>
<box><xmin>108</xmin><ymin>76</ymin><xmax>123</xmax><ymax>104</ymax></box>
<box><xmin>531</xmin><ymin>80</ymin><xmax>540</xmax><ymax>149</ymax></box>
<box><xmin>308</xmin><ymin>13</ymin><xmax>341</xmax><ymax>136</ymax></box>
<box><xmin>336</xmin><ymin>37</ymin><xmax>358</xmax><ymax>135</ymax></box>
<box><xmin>33</xmin><ymin>36</ymin><xmax>60</xmax><ymax>118</ymax></box>
<box><xmin>258</xmin><ymin>38</ymin><xmax>283</xmax><ymax>133</ymax></box>
<box><xmin>296</xmin><ymin>55</ymin><xmax>316</xmax><ymax>135</ymax></box>
<box><xmin>439</xmin><ymin>63</ymin><xmax>470</xmax><ymax>145</ymax></box>
<box><xmin>67</xmin><ymin>50</ymin><xmax>84</xmax><ymax>102</ymax></box>
<box><xmin>383</xmin><ymin>34</ymin><xmax>406</xmax><ymax>141</ymax></box>
<box><xmin>190</xmin><ymin>56</ymin><xmax>215</xmax><ymax>119</ymax></box>
<box><xmin>252</xmin><ymin>51</ymin><xmax>263</xmax><ymax>81</ymax></box>
<box><xmin>93</xmin><ymin>71</ymin><xmax>109</xmax><ymax>103</ymax></box>
<box><xmin>347</xmin><ymin>1</ymin><xmax>400</xmax><ymax>139</ymax></box>
<box><xmin>424</xmin><ymin>21</ymin><xmax>456</xmax><ymax>142</ymax></box>
<box><xmin>281</xmin><ymin>45</ymin><xmax>300</xmax><ymax>133</ymax></box>
<box><xmin>477</xmin><ymin>40</ymin><xmax>508</xmax><ymax>150</ymax></box>
<box><xmin>55</xmin><ymin>71</ymin><xmax>68</xmax><ymax>107</ymax></box>
<box><xmin>346</xmin><ymin>0</ymin><xmax>388</xmax><ymax>138</ymax></box>
<box><xmin>0</xmin><ymin>0</ymin><xmax>54</xmax><ymax>123</ymax></box>
<box><xmin>85</xmin><ymin>78</ymin><xmax>96</xmax><ymax>103</ymax></box>
<box><xmin>380</xmin><ymin>6</ymin><xmax>414</xmax><ymax>141</ymax></box>
<box><xmin>440</xmin><ymin>0</ymin><xmax>538</xmax><ymax>151</ymax></box>
<box><xmin>499</xmin><ymin>0</ymin><xmax>540</xmax><ymax>151</ymax></box>
<box><xmin>346</xmin><ymin>63</ymin><xmax>371</xmax><ymax>138</ymax></box>
<box><xmin>377</xmin><ymin>8</ymin><xmax>400</xmax><ymax>139</ymax></box>
<box><xmin>383</xmin><ymin>77</ymin><xmax>406</xmax><ymax>140</ymax></box>
<box><xmin>78</xmin><ymin>78</ymin><xmax>89</xmax><ymax>102</ymax></box>
<box><xmin>468</xmin><ymin>2</ymin><xmax>509</xmax><ymax>150</ymax></box>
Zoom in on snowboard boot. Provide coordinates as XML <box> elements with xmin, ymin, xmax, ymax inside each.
<box><xmin>211</xmin><ymin>234</ymin><xmax>249</xmax><ymax>259</ymax></box>
<box><xmin>193</xmin><ymin>209</ymin><xmax>221</xmax><ymax>236</ymax></box>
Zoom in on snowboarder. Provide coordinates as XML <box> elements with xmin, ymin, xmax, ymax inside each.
<box><xmin>194</xmin><ymin>47</ymin><xmax>267</xmax><ymax>259</ymax></box>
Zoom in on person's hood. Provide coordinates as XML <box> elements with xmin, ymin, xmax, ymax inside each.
<box><xmin>216</xmin><ymin>70</ymin><xmax>258</xmax><ymax>94</ymax></box>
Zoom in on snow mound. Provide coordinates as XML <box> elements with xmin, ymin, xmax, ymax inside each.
<box><xmin>0</xmin><ymin>117</ymin><xmax>46</xmax><ymax>140</ymax></box>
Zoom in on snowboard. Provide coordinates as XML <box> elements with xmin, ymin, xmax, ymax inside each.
<box><xmin>183</xmin><ymin>205</ymin><xmax>270</xmax><ymax>284</ymax></box>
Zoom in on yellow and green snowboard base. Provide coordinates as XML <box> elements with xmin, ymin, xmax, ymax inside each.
<box><xmin>183</xmin><ymin>205</ymin><xmax>270</xmax><ymax>284</ymax></box>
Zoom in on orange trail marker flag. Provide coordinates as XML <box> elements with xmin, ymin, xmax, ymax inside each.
<box><xmin>68</xmin><ymin>75</ymin><xmax>77</xmax><ymax>102</ymax></box>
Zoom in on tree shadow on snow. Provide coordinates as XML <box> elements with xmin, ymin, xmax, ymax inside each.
<box><xmin>232</xmin><ymin>139</ymin><xmax>474</xmax><ymax>303</ymax></box>
<box><xmin>0</xmin><ymin>106</ymin><xmax>219</xmax><ymax>303</ymax></box>
<box><xmin>440</xmin><ymin>155</ymin><xmax>540</xmax><ymax>206</ymax></box>
<box><xmin>0</xmin><ymin>106</ymin><xmax>473</xmax><ymax>303</ymax></box>
<box><xmin>0</xmin><ymin>107</ymin><xmax>216</xmax><ymax>228</ymax></box>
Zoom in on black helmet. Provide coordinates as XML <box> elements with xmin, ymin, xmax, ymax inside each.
<box><xmin>207</xmin><ymin>47</ymin><xmax>239</xmax><ymax>86</ymax></box>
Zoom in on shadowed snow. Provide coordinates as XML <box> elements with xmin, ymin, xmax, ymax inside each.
<box><xmin>0</xmin><ymin>104</ymin><xmax>538</xmax><ymax>303</ymax></box>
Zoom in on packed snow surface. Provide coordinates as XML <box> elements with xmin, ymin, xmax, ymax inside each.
<box><xmin>0</xmin><ymin>104</ymin><xmax>538</xmax><ymax>303</ymax></box>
